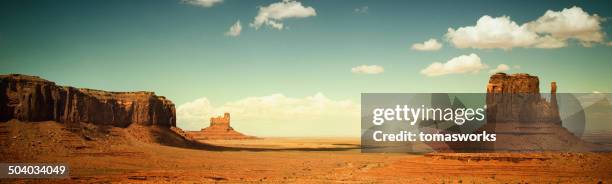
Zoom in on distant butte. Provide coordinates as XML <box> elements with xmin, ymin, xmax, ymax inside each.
<box><xmin>185</xmin><ymin>113</ymin><xmax>255</xmax><ymax>140</ymax></box>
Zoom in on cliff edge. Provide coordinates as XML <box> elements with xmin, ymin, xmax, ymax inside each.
<box><xmin>0</xmin><ymin>74</ymin><xmax>175</xmax><ymax>127</ymax></box>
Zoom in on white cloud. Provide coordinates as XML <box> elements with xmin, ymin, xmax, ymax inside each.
<box><xmin>489</xmin><ymin>64</ymin><xmax>511</xmax><ymax>74</ymax></box>
<box><xmin>354</xmin><ymin>6</ymin><xmax>368</xmax><ymax>14</ymax></box>
<box><xmin>177</xmin><ymin>98</ymin><xmax>216</xmax><ymax>131</ymax></box>
<box><xmin>446</xmin><ymin>6</ymin><xmax>605</xmax><ymax>49</ymax></box>
<box><xmin>446</xmin><ymin>15</ymin><xmax>539</xmax><ymax>49</ymax></box>
<box><xmin>420</xmin><ymin>53</ymin><xmax>487</xmax><ymax>77</ymax></box>
<box><xmin>534</xmin><ymin>35</ymin><xmax>568</xmax><ymax>48</ymax></box>
<box><xmin>250</xmin><ymin>0</ymin><xmax>317</xmax><ymax>30</ymax></box>
<box><xmin>177</xmin><ymin>93</ymin><xmax>360</xmax><ymax>136</ymax></box>
<box><xmin>528</xmin><ymin>6</ymin><xmax>604</xmax><ymax>46</ymax></box>
<box><xmin>225</xmin><ymin>20</ymin><xmax>242</xmax><ymax>37</ymax></box>
<box><xmin>411</xmin><ymin>38</ymin><xmax>443</xmax><ymax>51</ymax></box>
<box><xmin>182</xmin><ymin>0</ymin><xmax>223</xmax><ymax>7</ymax></box>
<box><xmin>351</xmin><ymin>65</ymin><xmax>384</xmax><ymax>74</ymax></box>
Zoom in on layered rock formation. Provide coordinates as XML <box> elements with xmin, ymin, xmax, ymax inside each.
<box><xmin>486</xmin><ymin>73</ymin><xmax>561</xmax><ymax>124</ymax></box>
<box><xmin>186</xmin><ymin>113</ymin><xmax>255</xmax><ymax>140</ymax></box>
<box><xmin>0</xmin><ymin>74</ymin><xmax>175</xmax><ymax>127</ymax></box>
<box><xmin>482</xmin><ymin>73</ymin><xmax>587</xmax><ymax>151</ymax></box>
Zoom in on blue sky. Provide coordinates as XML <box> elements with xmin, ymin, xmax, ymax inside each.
<box><xmin>1</xmin><ymin>0</ymin><xmax>611</xmax><ymax>135</ymax></box>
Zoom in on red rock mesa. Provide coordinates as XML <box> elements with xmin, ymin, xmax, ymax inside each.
<box><xmin>0</xmin><ymin>74</ymin><xmax>175</xmax><ymax>127</ymax></box>
<box><xmin>486</xmin><ymin>73</ymin><xmax>561</xmax><ymax>124</ymax></box>
<box><xmin>186</xmin><ymin>113</ymin><xmax>255</xmax><ymax>140</ymax></box>
<box><xmin>481</xmin><ymin>73</ymin><xmax>587</xmax><ymax>151</ymax></box>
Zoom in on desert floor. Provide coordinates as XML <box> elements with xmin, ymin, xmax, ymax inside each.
<box><xmin>1</xmin><ymin>120</ymin><xmax>611</xmax><ymax>183</ymax></box>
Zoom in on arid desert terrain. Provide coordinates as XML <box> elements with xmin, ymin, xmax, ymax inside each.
<box><xmin>0</xmin><ymin>74</ymin><xmax>611</xmax><ymax>183</ymax></box>
<box><xmin>1</xmin><ymin>120</ymin><xmax>611</xmax><ymax>183</ymax></box>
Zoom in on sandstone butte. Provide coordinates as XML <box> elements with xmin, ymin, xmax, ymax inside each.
<box><xmin>486</xmin><ymin>72</ymin><xmax>561</xmax><ymax>124</ymax></box>
<box><xmin>185</xmin><ymin>112</ymin><xmax>256</xmax><ymax>140</ymax></box>
<box><xmin>0</xmin><ymin>74</ymin><xmax>176</xmax><ymax>128</ymax></box>
<box><xmin>480</xmin><ymin>73</ymin><xmax>590</xmax><ymax>151</ymax></box>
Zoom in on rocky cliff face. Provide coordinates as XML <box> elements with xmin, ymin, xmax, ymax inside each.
<box><xmin>487</xmin><ymin>73</ymin><xmax>540</xmax><ymax>94</ymax></box>
<box><xmin>0</xmin><ymin>74</ymin><xmax>175</xmax><ymax>127</ymax></box>
<box><xmin>210</xmin><ymin>112</ymin><xmax>230</xmax><ymax>127</ymax></box>
<box><xmin>486</xmin><ymin>73</ymin><xmax>560</xmax><ymax>124</ymax></box>
<box><xmin>480</xmin><ymin>73</ymin><xmax>590</xmax><ymax>151</ymax></box>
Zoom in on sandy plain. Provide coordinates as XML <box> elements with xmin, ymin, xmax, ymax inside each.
<box><xmin>1</xmin><ymin>120</ymin><xmax>611</xmax><ymax>183</ymax></box>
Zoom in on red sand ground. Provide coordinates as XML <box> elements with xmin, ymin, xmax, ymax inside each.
<box><xmin>1</xmin><ymin>120</ymin><xmax>611</xmax><ymax>183</ymax></box>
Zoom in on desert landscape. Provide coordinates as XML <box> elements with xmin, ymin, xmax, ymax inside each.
<box><xmin>1</xmin><ymin>119</ymin><xmax>611</xmax><ymax>183</ymax></box>
<box><xmin>0</xmin><ymin>74</ymin><xmax>611</xmax><ymax>183</ymax></box>
<box><xmin>2</xmin><ymin>1</ymin><xmax>612</xmax><ymax>183</ymax></box>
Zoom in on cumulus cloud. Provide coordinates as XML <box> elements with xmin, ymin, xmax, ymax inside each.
<box><xmin>411</xmin><ymin>38</ymin><xmax>443</xmax><ymax>51</ymax></box>
<box><xmin>177</xmin><ymin>93</ymin><xmax>360</xmax><ymax>136</ymax></box>
<box><xmin>225</xmin><ymin>20</ymin><xmax>242</xmax><ymax>37</ymax></box>
<box><xmin>489</xmin><ymin>64</ymin><xmax>511</xmax><ymax>74</ymax></box>
<box><xmin>351</xmin><ymin>65</ymin><xmax>384</xmax><ymax>74</ymax></box>
<box><xmin>182</xmin><ymin>0</ymin><xmax>223</xmax><ymax>7</ymax></box>
<box><xmin>250</xmin><ymin>0</ymin><xmax>317</xmax><ymax>30</ymax></box>
<box><xmin>528</xmin><ymin>6</ymin><xmax>604</xmax><ymax>46</ymax></box>
<box><xmin>446</xmin><ymin>6</ymin><xmax>605</xmax><ymax>49</ymax></box>
<box><xmin>534</xmin><ymin>35</ymin><xmax>568</xmax><ymax>48</ymax></box>
<box><xmin>446</xmin><ymin>16</ymin><xmax>539</xmax><ymax>49</ymax></box>
<box><xmin>420</xmin><ymin>53</ymin><xmax>487</xmax><ymax>77</ymax></box>
<box><xmin>354</xmin><ymin>6</ymin><xmax>368</xmax><ymax>14</ymax></box>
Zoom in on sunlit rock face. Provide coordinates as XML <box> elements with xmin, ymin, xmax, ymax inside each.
<box><xmin>479</xmin><ymin>73</ymin><xmax>593</xmax><ymax>152</ymax></box>
<box><xmin>486</xmin><ymin>73</ymin><xmax>560</xmax><ymax>124</ymax></box>
<box><xmin>0</xmin><ymin>74</ymin><xmax>175</xmax><ymax>127</ymax></box>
